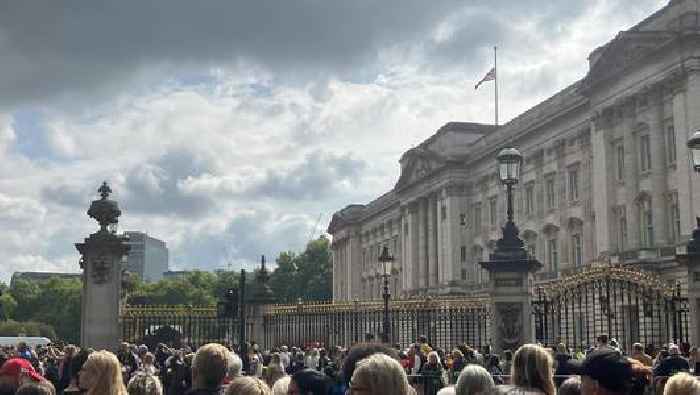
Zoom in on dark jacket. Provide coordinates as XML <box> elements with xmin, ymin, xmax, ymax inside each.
<box><xmin>185</xmin><ymin>389</ymin><xmax>224</xmax><ymax>395</ymax></box>
<box><xmin>653</xmin><ymin>356</ymin><xmax>690</xmax><ymax>377</ymax></box>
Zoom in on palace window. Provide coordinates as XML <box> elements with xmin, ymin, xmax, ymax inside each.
<box><xmin>472</xmin><ymin>203</ymin><xmax>482</xmax><ymax>231</ymax></box>
<box><xmin>639</xmin><ymin>134</ymin><xmax>652</xmax><ymax>172</ymax></box>
<box><xmin>568</xmin><ymin>167</ymin><xmax>579</xmax><ymax>201</ymax></box>
<box><xmin>617</xmin><ymin>206</ymin><xmax>628</xmax><ymax>251</ymax></box>
<box><xmin>616</xmin><ymin>143</ymin><xmax>625</xmax><ymax>181</ymax></box>
<box><xmin>669</xmin><ymin>193</ymin><xmax>681</xmax><ymax>243</ymax></box>
<box><xmin>571</xmin><ymin>234</ymin><xmax>582</xmax><ymax>267</ymax></box>
<box><xmin>489</xmin><ymin>197</ymin><xmax>498</xmax><ymax>226</ymax></box>
<box><xmin>441</xmin><ymin>204</ymin><xmax>447</xmax><ymax>221</ymax></box>
<box><xmin>639</xmin><ymin>198</ymin><xmax>654</xmax><ymax>247</ymax></box>
<box><xmin>460</xmin><ymin>246</ymin><xmax>467</xmax><ymax>262</ymax></box>
<box><xmin>546</xmin><ymin>176</ymin><xmax>556</xmax><ymax>209</ymax></box>
<box><xmin>525</xmin><ymin>183</ymin><xmax>535</xmax><ymax>215</ymax></box>
<box><xmin>548</xmin><ymin>238</ymin><xmax>559</xmax><ymax>273</ymax></box>
<box><xmin>461</xmin><ymin>268</ymin><xmax>467</xmax><ymax>281</ymax></box>
<box><xmin>667</xmin><ymin>124</ymin><xmax>676</xmax><ymax>165</ymax></box>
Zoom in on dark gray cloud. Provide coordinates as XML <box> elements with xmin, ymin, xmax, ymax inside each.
<box><xmin>0</xmin><ymin>0</ymin><xmax>462</xmax><ymax>108</ymax></box>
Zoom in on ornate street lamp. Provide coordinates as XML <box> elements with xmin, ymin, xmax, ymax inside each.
<box><xmin>686</xmin><ymin>132</ymin><xmax>700</xmax><ymax>256</ymax></box>
<box><xmin>497</xmin><ymin>147</ymin><xmax>522</xmax><ymax>222</ymax></box>
<box><xmin>378</xmin><ymin>245</ymin><xmax>394</xmax><ymax>344</ymax></box>
<box><xmin>687</xmin><ymin>130</ymin><xmax>700</xmax><ymax>173</ymax></box>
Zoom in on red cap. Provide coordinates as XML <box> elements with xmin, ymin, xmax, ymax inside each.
<box><xmin>0</xmin><ymin>358</ymin><xmax>43</xmax><ymax>383</ymax></box>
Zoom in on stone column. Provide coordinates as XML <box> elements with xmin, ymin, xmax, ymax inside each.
<box><xmin>622</xmin><ymin>101</ymin><xmax>641</xmax><ymax>250</ymax></box>
<box><xmin>648</xmin><ymin>88</ymin><xmax>669</xmax><ymax>246</ymax></box>
<box><xmin>427</xmin><ymin>194</ymin><xmax>438</xmax><ymax>288</ymax></box>
<box><xmin>418</xmin><ymin>198</ymin><xmax>428</xmax><ymax>290</ymax></box>
<box><xmin>591</xmin><ymin>112</ymin><xmax>613</xmax><ymax>257</ymax></box>
<box><xmin>75</xmin><ymin>182</ymin><xmax>130</xmax><ymax>352</ymax></box>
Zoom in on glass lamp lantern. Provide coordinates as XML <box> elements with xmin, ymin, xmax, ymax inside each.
<box><xmin>497</xmin><ymin>147</ymin><xmax>523</xmax><ymax>185</ymax></box>
<box><xmin>688</xmin><ymin>130</ymin><xmax>700</xmax><ymax>173</ymax></box>
<box><xmin>378</xmin><ymin>246</ymin><xmax>393</xmax><ymax>276</ymax></box>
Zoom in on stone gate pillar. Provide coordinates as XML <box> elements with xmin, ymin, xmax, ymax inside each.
<box><xmin>480</xmin><ymin>210</ymin><xmax>541</xmax><ymax>354</ymax></box>
<box><xmin>75</xmin><ymin>182</ymin><xmax>130</xmax><ymax>351</ymax></box>
<box><xmin>248</xmin><ymin>255</ymin><xmax>276</xmax><ymax>350</ymax></box>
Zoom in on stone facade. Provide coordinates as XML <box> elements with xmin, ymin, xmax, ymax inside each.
<box><xmin>328</xmin><ymin>0</ymin><xmax>700</xmax><ymax>304</ymax></box>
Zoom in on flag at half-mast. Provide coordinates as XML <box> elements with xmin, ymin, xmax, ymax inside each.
<box><xmin>474</xmin><ymin>67</ymin><xmax>495</xmax><ymax>90</ymax></box>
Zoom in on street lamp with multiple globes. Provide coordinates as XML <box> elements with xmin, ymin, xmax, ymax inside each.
<box><xmin>378</xmin><ymin>245</ymin><xmax>394</xmax><ymax>344</ymax></box>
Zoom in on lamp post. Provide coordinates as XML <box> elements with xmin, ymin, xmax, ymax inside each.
<box><xmin>491</xmin><ymin>147</ymin><xmax>526</xmax><ymax>257</ymax></box>
<box><xmin>687</xmin><ymin>130</ymin><xmax>700</xmax><ymax>249</ymax></box>
<box><xmin>378</xmin><ymin>245</ymin><xmax>394</xmax><ymax>344</ymax></box>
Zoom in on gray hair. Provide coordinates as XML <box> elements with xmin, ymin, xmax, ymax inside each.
<box><xmin>455</xmin><ymin>365</ymin><xmax>495</xmax><ymax>395</ymax></box>
<box><xmin>351</xmin><ymin>353</ymin><xmax>410</xmax><ymax>395</ymax></box>
<box><xmin>228</xmin><ymin>352</ymin><xmax>243</xmax><ymax>377</ymax></box>
<box><xmin>127</xmin><ymin>372</ymin><xmax>163</xmax><ymax>395</ymax></box>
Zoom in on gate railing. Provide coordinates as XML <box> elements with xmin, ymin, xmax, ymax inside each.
<box><xmin>532</xmin><ymin>265</ymin><xmax>689</xmax><ymax>351</ymax></box>
<box><xmin>262</xmin><ymin>297</ymin><xmax>491</xmax><ymax>350</ymax></box>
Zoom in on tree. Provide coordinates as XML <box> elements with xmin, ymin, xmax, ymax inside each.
<box><xmin>268</xmin><ymin>236</ymin><xmax>332</xmax><ymax>303</ymax></box>
<box><xmin>269</xmin><ymin>252</ymin><xmax>298</xmax><ymax>303</ymax></box>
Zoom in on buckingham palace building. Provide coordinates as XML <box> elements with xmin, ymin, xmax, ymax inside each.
<box><xmin>328</xmin><ymin>0</ymin><xmax>700</xmax><ymax>302</ymax></box>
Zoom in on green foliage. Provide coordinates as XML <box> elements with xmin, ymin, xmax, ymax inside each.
<box><xmin>6</xmin><ymin>277</ymin><xmax>80</xmax><ymax>343</ymax></box>
<box><xmin>127</xmin><ymin>270</ymin><xmax>238</xmax><ymax>306</ymax></box>
<box><xmin>269</xmin><ymin>236</ymin><xmax>332</xmax><ymax>303</ymax></box>
<box><xmin>0</xmin><ymin>320</ymin><xmax>56</xmax><ymax>338</ymax></box>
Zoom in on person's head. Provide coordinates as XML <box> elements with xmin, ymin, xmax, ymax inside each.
<box><xmin>227</xmin><ymin>352</ymin><xmax>243</xmax><ymax>379</ymax></box>
<box><xmin>340</xmin><ymin>343</ymin><xmax>398</xmax><ymax>387</ymax></box>
<box><xmin>455</xmin><ymin>364</ymin><xmax>494</xmax><ymax>395</ymax></box>
<box><xmin>558</xmin><ymin>376</ymin><xmax>582</xmax><ymax>395</ymax></box>
<box><xmin>272</xmin><ymin>376</ymin><xmax>291</xmax><ymax>395</ymax></box>
<box><xmin>15</xmin><ymin>381</ymin><xmax>56</xmax><ymax>395</ymax></box>
<box><xmin>596</xmin><ymin>334</ymin><xmax>609</xmax><ymax>346</ymax></box>
<box><xmin>556</xmin><ymin>343</ymin><xmax>568</xmax><ymax>354</ymax></box>
<box><xmin>659</xmin><ymin>350</ymin><xmax>670</xmax><ymax>360</ymax></box>
<box><xmin>225</xmin><ymin>376</ymin><xmax>270</xmax><ymax>395</ymax></box>
<box><xmin>631</xmin><ymin>343</ymin><xmax>644</xmax><ymax>354</ymax></box>
<box><xmin>289</xmin><ymin>369</ymin><xmax>330</xmax><ymax>395</ymax></box>
<box><xmin>487</xmin><ymin>354</ymin><xmax>499</xmax><ymax>368</ymax></box>
<box><xmin>69</xmin><ymin>349</ymin><xmax>92</xmax><ymax>387</ymax></box>
<box><xmin>578</xmin><ymin>349</ymin><xmax>632</xmax><ymax>395</ymax></box>
<box><xmin>142</xmin><ymin>352</ymin><xmax>155</xmax><ymax>366</ymax></box>
<box><xmin>80</xmin><ymin>350</ymin><xmax>127</xmax><ymax>395</ymax></box>
<box><xmin>127</xmin><ymin>373</ymin><xmax>163</xmax><ymax>395</ymax></box>
<box><xmin>669</xmin><ymin>344</ymin><xmax>681</xmax><ymax>357</ymax></box>
<box><xmin>662</xmin><ymin>372</ymin><xmax>700</xmax><ymax>395</ymax></box>
<box><xmin>192</xmin><ymin>343</ymin><xmax>230</xmax><ymax>390</ymax></box>
<box><xmin>120</xmin><ymin>343</ymin><xmax>129</xmax><ymax>353</ymax></box>
<box><xmin>350</xmin><ymin>354</ymin><xmax>409</xmax><ymax>395</ymax></box>
<box><xmin>427</xmin><ymin>351</ymin><xmax>440</xmax><ymax>365</ymax></box>
<box><xmin>510</xmin><ymin>344</ymin><xmax>555</xmax><ymax>395</ymax></box>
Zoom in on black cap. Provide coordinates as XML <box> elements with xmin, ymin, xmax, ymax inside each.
<box><xmin>574</xmin><ymin>349</ymin><xmax>632</xmax><ymax>392</ymax></box>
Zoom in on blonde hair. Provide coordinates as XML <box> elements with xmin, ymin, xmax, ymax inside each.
<box><xmin>271</xmin><ymin>376</ymin><xmax>291</xmax><ymax>395</ymax></box>
<box><xmin>510</xmin><ymin>344</ymin><xmax>555</xmax><ymax>395</ymax></box>
<box><xmin>192</xmin><ymin>343</ymin><xmax>230</xmax><ymax>390</ymax></box>
<box><xmin>82</xmin><ymin>350</ymin><xmax>128</xmax><ymax>395</ymax></box>
<box><xmin>127</xmin><ymin>373</ymin><xmax>163</xmax><ymax>395</ymax></box>
<box><xmin>224</xmin><ymin>376</ymin><xmax>271</xmax><ymax>395</ymax></box>
<box><xmin>663</xmin><ymin>372</ymin><xmax>700</xmax><ymax>395</ymax></box>
<box><xmin>351</xmin><ymin>353</ymin><xmax>410</xmax><ymax>395</ymax></box>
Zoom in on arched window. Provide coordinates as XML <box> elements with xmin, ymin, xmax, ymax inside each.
<box><xmin>543</xmin><ymin>224</ymin><xmax>560</xmax><ymax>275</ymax></box>
<box><xmin>471</xmin><ymin>245</ymin><xmax>484</xmax><ymax>284</ymax></box>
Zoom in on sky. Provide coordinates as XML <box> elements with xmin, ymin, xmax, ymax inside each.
<box><xmin>0</xmin><ymin>0</ymin><xmax>668</xmax><ymax>283</ymax></box>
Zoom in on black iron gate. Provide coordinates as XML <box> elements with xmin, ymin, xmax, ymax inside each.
<box><xmin>532</xmin><ymin>266</ymin><xmax>689</xmax><ymax>352</ymax></box>
<box><xmin>121</xmin><ymin>305</ymin><xmax>246</xmax><ymax>349</ymax></box>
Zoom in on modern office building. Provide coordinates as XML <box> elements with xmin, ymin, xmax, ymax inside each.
<box><xmin>123</xmin><ymin>231</ymin><xmax>169</xmax><ymax>282</ymax></box>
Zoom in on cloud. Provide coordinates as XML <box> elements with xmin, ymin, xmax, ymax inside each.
<box><xmin>0</xmin><ymin>0</ymin><xmax>671</xmax><ymax>283</ymax></box>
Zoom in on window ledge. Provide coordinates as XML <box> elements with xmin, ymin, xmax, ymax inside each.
<box><xmin>639</xmin><ymin>170</ymin><xmax>651</xmax><ymax>178</ymax></box>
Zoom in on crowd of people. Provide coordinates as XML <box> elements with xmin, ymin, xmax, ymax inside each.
<box><xmin>0</xmin><ymin>333</ymin><xmax>698</xmax><ymax>395</ymax></box>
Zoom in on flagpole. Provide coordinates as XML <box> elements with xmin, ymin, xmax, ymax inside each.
<box><xmin>494</xmin><ymin>46</ymin><xmax>499</xmax><ymax>126</ymax></box>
